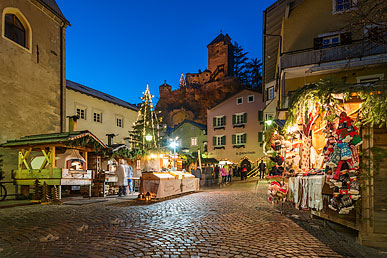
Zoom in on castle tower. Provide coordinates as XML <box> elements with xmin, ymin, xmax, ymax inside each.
<box><xmin>207</xmin><ymin>33</ymin><xmax>234</xmax><ymax>79</ymax></box>
<box><xmin>159</xmin><ymin>80</ymin><xmax>172</xmax><ymax>97</ymax></box>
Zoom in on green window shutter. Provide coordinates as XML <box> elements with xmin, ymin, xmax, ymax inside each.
<box><xmin>232</xmin><ymin>134</ymin><xmax>236</xmax><ymax>144</ymax></box>
<box><xmin>258</xmin><ymin>132</ymin><xmax>263</xmax><ymax>142</ymax></box>
<box><xmin>213</xmin><ymin>136</ymin><xmax>216</xmax><ymax>146</ymax></box>
<box><xmin>243</xmin><ymin>133</ymin><xmax>246</xmax><ymax>144</ymax></box>
<box><xmin>243</xmin><ymin>113</ymin><xmax>247</xmax><ymax>123</ymax></box>
<box><xmin>232</xmin><ymin>115</ymin><xmax>236</xmax><ymax>125</ymax></box>
<box><xmin>258</xmin><ymin>110</ymin><xmax>263</xmax><ymax>121</ymax></box>
<box><xmin>222</xmin><ymin>136</ymin><xmax>226</xmax><ymax>145</ymax></box>
<box><xmin>213</xmin><ymin>117</ymin><xmax>216</xmax><ymax>127</ymax></box>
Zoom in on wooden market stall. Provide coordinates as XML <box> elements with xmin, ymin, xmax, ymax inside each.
<box><xmin>278</xmin><ymin>81</ymin><xmax>387</xmax><ymax>247</ymax></box>
<box><xmin>140</xmin><ymin>171</ymin><xmax>199</xmax><ymax>199</ymax></box>
<box><xmin>1</xmin><ymin>130</ymin><xmax>107</xmax><ymax>199</ymax></box>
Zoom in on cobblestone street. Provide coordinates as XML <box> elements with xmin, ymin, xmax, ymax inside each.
<box><xmin>0</xmin><ymin>180</ymin><xmax>385</xmax><ymax>258</ymax></box>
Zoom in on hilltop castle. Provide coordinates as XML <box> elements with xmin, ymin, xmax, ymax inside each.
<box><xmin>157</xmin><ymin>33</ymin><xmax>241</xmax><ymax>127</ymax></box>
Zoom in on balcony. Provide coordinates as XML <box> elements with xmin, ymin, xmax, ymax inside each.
<box><xmin>281</xmin><ymin>41</ymin><xmax>387</xmax><ymax>69</ymax></box>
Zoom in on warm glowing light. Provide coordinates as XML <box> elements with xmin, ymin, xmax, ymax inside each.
<box><xmin>265</xmin><ymin>120</ymin><xmax>273</xmax><ymax>126</ymax></box>
<box><xmin>150</xmin><ymin>154</ymin><xmax>157</xmax><ymax>159</ymax></box>
<box><xmin>145</xmin><ymin>135</ymin><xmax>153</xmax><ymax>141</ymax></box>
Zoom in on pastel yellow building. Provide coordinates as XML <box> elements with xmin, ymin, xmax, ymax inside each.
<box><xmin>66</xmin><ymin>80</ymin><xmax>138</xmax><ymax>145</ymax></box>
<box><xmin>263</xmin><ymin>0</ymin><xmax>387</xmax><ymax>120</ymax></box>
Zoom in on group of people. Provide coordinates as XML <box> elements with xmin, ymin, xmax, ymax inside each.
<box><xmin>191</xmin><ymin>163</ymin><xmax>260</xmax><ymax>187</ymax></box>
<box><xmin>115</xmin><ymin>160</ymin><xmax>134</xmax><ymax>197</ymax></box>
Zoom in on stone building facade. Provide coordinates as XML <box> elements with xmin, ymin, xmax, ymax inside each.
<box><xmin>157</xmin><ymin>33</ymin><xmax>240</xmax><ymax>127</ymax></box>
<box><xmin>0</xmin><ymin>0</ymin><xmax>69</xmax><ymax>196</ymax></box>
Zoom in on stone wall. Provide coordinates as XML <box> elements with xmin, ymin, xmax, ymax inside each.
<box><xmin>0</xmin><ymin>0</ymin><xmax>67</xmax><ymax>197</ymax></box>
<box><xmin>157</xmin><ymin>77</ymin><xmax>241</xmax><ymax>127</ymax></box>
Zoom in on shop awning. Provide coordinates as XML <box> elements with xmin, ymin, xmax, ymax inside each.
<box><xmin>274</xmin><ymin>119</ymin><xmax>287</xmax><ymax>128</ymax></box>
<box><xmin>0</xmin><ymin>130</ymin><xmax>107</xmax><ymax>151</ymax></box>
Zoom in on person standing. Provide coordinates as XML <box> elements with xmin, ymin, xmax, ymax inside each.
<box><xmin>214</xmin><ymin>165</ymin><xmax>220</xmax><ymax>184</ymax></box>
<box><xmin>228</xmin><ymin>165</ymin><xmax>233</xmax><ymax>183</ymax></box>
<box><xmin>220</xmin><ymin>166</ymin><xmax>227</xmax><ymax>185</ymax></box>
<box><xmin>116</xmin><ymin>160</ymin><xmax>128</xmax><ymax>197</ymax></box>
<box><xmin>241</xmin><ymin>165</ymin><xmax>247</xmax><ymax>181</ymax></box>
<box><xmin>259</xmin><ymin>160</ymin><xmax>266</xmax><ymax>180</ymax></box>
<box><xmin>127</xmin><ymin>165</ymin><xmax>134</xmax><ymax>194</ymax></box>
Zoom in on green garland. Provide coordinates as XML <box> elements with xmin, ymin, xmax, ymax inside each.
<box><xmin>110</xmin><ymin>148</ymin><xmax>147</xmax><ymax>161</ymax></box>
<box><xmin>285</xmin><ymin>80</ymin><xmax>387</xmax><ymax>132</ymax></box>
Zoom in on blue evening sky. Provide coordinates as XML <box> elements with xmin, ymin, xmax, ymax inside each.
<box><xmin>57</xmin><ymin>0</ymin><xmax>277</xmax><ymax>105</ymax></box>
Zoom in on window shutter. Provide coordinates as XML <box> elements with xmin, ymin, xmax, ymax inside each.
<box><xmin>340</xmin><ymin>32</ymin><xmax>352</xmax><ymax>45</ymax></box>
<box><xmin>258</xmin><ymin>110</ymin><xmax>263</xmax><ymax>121</ymax></box>
<box><xmin>213</xmin><ymin>117</ymin><xmax>216</xmax><ymax>127</ymax></box>
<box><xmin>258</xmin><ymin>132</ymin><xmax>263</xmax><ymax>142</ymax></box>
<box><xmin>222</xmin><ymin>135</ymin><xmax>226</xmax><ymax>145</ymax></box>
<box><xmin>232</xmin><ymin>114</ymin><xmax>236</xmax><ymax>125</ymax></box>
<box><xmin>313</xmin><ymin>37</ymin><xmax>323</xmax><ymax>50</ymax></box>
<box><xmin>243</xmin><ymin>113</ymin><xmax>247</xmax><ymax>123</ymax></box>
<box><xmin>243</xmin><ymin>133</ymin><xmax>246</xmax><ymax>144</ymax></box>
<box><xmin>213</xmin><ymin>136</ymin><xmax>216</xmax><ymax>146</ymax></box>
<box><xmin>232</xmin><ymin>134</ymin><xmax>236</xmax><ymax>144</ymax></box>
<box><xmin>223</xmin><ymin>116</ymin><xmax>226</xmax><ymax>126</ymax></box>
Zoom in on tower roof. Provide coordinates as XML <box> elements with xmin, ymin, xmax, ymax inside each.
<box><xmin>159</xmin><ymin>80</ymin><xmax>172</xmax><ymax>88</ymax></box>
<box><xmin>207</xmin><ymin>33</ymin><xmax>232</xmax><ymax>47</ymax></box>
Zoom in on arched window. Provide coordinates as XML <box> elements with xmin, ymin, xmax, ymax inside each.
<box><xmin>4</xmin><ymin>13</ymin><xmax>26</xmax><ymax>48</ymax></box>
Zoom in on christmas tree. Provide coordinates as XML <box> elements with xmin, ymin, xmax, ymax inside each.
<box><xmin>128</xmin><ymin>85</ymin><xmax>163</xmax><ymax>150</ymax></box>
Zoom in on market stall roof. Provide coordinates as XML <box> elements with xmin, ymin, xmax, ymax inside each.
<box><xmin>274</xmin><ymin>119</ymin><xmax>287</xmax><ymax>128</ymax></box>
<box><xmin>0</xmin><ymin>131</ymin><xmax>107</xmax><ymax>150</ymax></box>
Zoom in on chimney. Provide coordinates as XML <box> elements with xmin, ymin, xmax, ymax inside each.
<box><xmin>67</xmin><ymin>115</ymin><xmax>79</xmax><ymax>132</ymax></box>
<box><xmin>106</xmin><ymin>134</ymin><xmax>115</xmax><ymax>146</ymax></box>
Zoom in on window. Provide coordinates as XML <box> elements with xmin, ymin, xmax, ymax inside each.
<box><xmin>4</xmin><ymin>14</ymin><xmax>26</xmax><ymax>48</ymax></box>
<box><xmin>233</xmin><ymin>113</ymin><xmax>247</xmax><ymax>126</ymax></box>
<box><xmin>236</xmin><ymin>97</ymin><xmax>243</xmax><ymax>105</ymax></box>
<box><xmin>93</xmin><ymin>112</ymin><xmax>102</xmax><ymax>123</ymax></box>
<box><xmin>203</xmin><ymin>142</ymin><xmax>208</xmax><ymax>152</ymax></box>
<box><xmin>213</xmin><ymin>116</ymin><xmax>226</xmax><ymax>128</ymax></box>
<box><xmin>191</xmin><ymin>137</ymin><xmax>198</xmax><ymax>146</ymax></box>
<box><xmin>266</xmin><ymin>87</ymin><xmax>274</xmax><ymax>100</ymax></box>
<box><xmin>213</xmin><ymin>135</ymin><xmax>226</xmax><ymax>147</ymax></box>
<box><xmin>116</xmin><ymin>118</ymin><xmax>123</xmax><ymax>128</ymax></box>
<box><xmin>248</xmin><ymin>95</ymin><xmax>254</xmax><ymax>103</ymax></box>
<box><xmin>334</xmin><ymin>0</ymin><xmax>354</xmax><ymax>12</ymax></box>
<box><xmin>322</xmin><ymin>35</ymin><xmax>340</xmax><ymax>48</ymax></box>
<box><xmin>76</xmin><ymin>108</ymin><xmax>86</xmax><ymax>120</ymax></box>
<box><xmin>233</xmin><ymin>133</ymin><xmax>246</xmax><ymax>145</ymax></box>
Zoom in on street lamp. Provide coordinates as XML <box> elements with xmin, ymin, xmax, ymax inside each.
<box><xmin>169</xmin><ymin>138</ymin><xmax>179</xmax><ymax>170</ymax></box>
<box><xmin>145</xmin><ymin>134</ymin><xmax>153</xmax><ymax>142</ymax></box>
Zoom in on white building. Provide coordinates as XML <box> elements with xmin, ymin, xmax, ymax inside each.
<box><xmin>66</xmin><ymin>80</ymin><xmax>138</xmax><ymax>145</ymax></box>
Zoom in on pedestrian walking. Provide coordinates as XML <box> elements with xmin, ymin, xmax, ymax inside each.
<box><xmin>258</xmin><ymin>160</ymin><xmax>266</xmax><ymax>179</ymax></box>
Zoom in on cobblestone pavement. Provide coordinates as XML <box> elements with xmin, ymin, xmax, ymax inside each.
<box><xmin>0</xmin><ymin>180</ymin><xmax>386</xmax><ymax>258</ymax></box>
